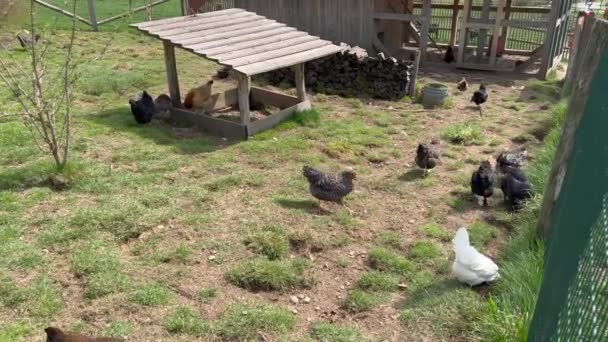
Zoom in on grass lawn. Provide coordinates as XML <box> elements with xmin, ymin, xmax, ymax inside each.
<box><xmin>0</xmin><ymin>3</ymin><xmax>564</xmax><ymax>341</ymax></box>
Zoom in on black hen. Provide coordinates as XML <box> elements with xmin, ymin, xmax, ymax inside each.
<box><xmin>415</xmin><ymin>143</ymin><xmax>440</xmax><ymax>176</ymax></box>
<box><xmin>45</xmin><ymin>327</ymin><xmax>123</xmax><ymax>342</ymax></box>
<box><xmin>500</xmin><ymin>168</ymin><xmax>533</xmax><ymax>212</ymax></box>
<box><xmin>471</xmin><ymin>161</ymin><xmax>495</xmax><ymax>206</ymax></box>
<box><xmin>457</xmin><ymin>77</ymin><xmax>468</xmax><ymax>92</ymax></box>
<box><xmin>471</xmin><ymin>84</ymin><xmax>488</xmax><ymax>116</ymax></box>
<box><xmin>16</xmin><ymin>31</ymin><xmax>40</xmax><ymax>49</ymax></box>
<box><xmin>444</xmin><ymin>46</ymin><xmax>455</xmax><ymax>63</ymax></box>
<box><xmin>216</xmin><ymin>66</ymin><xmax>231</xmax><ymax>79</ymax></box>
<box><xmin>496</xmin><ymin>149</ymin><xmax>528</xmax><ymax>172</ymax></box>
<box><xmin>129</xmin><ymin>91</ymin><xmax>156</xmax><ymax>124</ymax></box>
<box><xmin>302</xmin><ymin>166</ymin><xmax>356</xmax><ymax>210</ymax></box>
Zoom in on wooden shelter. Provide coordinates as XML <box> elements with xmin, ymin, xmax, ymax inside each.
<box><xmin>130</xmin><ymin>9</ymin><xmax>342</xmax><ymax>139</ymax></box>
<box><xmin>220</xmin><ymin>0</ymin><xmax>574</xmax><ymax>78</ymax></box>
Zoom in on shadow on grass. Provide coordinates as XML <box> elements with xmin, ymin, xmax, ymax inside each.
<box><xmin>399</xmin><ymin>169</ymin><xmax>425</xmax><ymax>182</ymax></box>
<box><xmin>448</xmin><ymin>189</ymin><xmax>482</xmax><ymax>214</ymax></box>
<box><xmin>88</xmin><ymin>106</ymin><xmax>238</xmax><ymax>155</ymax></box>
<box><xmin>273</xmin><ymin>197</ymin><xmax>330</xmax><ymax>215</ymax></box>
<box><xmin>394</xmin><ymin>279</ymin><xmax>463</xmax><ymax>309</ymax></box>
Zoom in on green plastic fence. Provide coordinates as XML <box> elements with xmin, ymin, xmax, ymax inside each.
<box><xmin>528</xmin><ymin>28</ymin><xmax>608</xmax><ymax>341</ymax></box>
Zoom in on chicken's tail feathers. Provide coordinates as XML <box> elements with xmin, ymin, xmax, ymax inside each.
<box><xmin>183</xmin><ymin>90</ymin><xmax>194</xmax><ymax>109</ymax></box>
<box><xmin>452</xmin><ymin>227</ymin><xmax>471</xmax><ymax>253</ymax></box>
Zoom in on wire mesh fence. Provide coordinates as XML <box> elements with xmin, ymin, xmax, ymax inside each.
<box><xmin>529</xmin><ymin>17</ymin><xmax>608</xmax><ymax>341</ymax></box>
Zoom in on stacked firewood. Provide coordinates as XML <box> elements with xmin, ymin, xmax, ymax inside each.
<box><xmin>262</xmin><ymin>44</ymin><xmax>413</xmax><ymax>100</ymax></box>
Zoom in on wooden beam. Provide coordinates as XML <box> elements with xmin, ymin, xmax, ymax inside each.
<box><xmin>457</xmin><ymin>0</ymin><xmax>471</xmax><ymax>63</ymax></box>
<box><xmin>374</xmin><ymin>12</ymin><xmax>423</xmax><ymax>22</ymax></box>
<box><xmin>97</xmin><ymin>0</ymin><xmax>171</xmax><ymax>25</ymax></box>
<box><xmin>419</xmin><ymin>0</ymin><xmax>431</xmax><ymax>63</ymax></box>
<box><xmin>237</xmin><ymin>73</ymin><xmax>251</xmax><ymax>125</ymax></box>
<box><xmin>408</xmin><ymin>48</ymin><xmax>421</xmax><ymax>96</ymax></box>
<box><xmin>490</xmin><ymin>0</ymin><xmax>506</xmax><ymax>66</ymax></box>
<box><xmin>247</xmin><ymin>101</ymin><xmax>311</xmax><ymax>137</ymax></box>
<box><xmin>162</xmin><ymin>41</ymin><xmax>181</xmax><ymax>107</ymax></box>
<box><xmin>449</xmin><ymin>0</ymin><xmax>460</xmax><ymax>47</ymax></box>
<box><xmin>87</xmin><ymin>0</ymin><xmax>98</xmax><ymax>31</ymax></box>
<box><xmin>501</xmin><ymin>0</ymin><xmax>513</xmax><ymax>42</ymax></box>
<box><xmin>33</xmin><ymin>0</ymin><xmax>92</xmax><ymax>26</ymax></box>
<box><xmin>539</xmin><ymin>0</ymin><xmax>562</xmax><ymax>77</ymax></box>
<box><xmin>502</xmin><ymin>19</ymin><xmax>549</xmax><ymax>29</ymax></box>
<box><xmin>477</xmin><ymin>0</ymin><xmax>492</xmax><ymax>59</ymax></box>
<box><xmin>564</xmin><ymin>13</ymin><xmax>593</xmax><ymax>93</ymax></box>
<box><xmin>293</xmin><ymin>63</ymin><xmax>307</xmax><ymax>102</ymax></box>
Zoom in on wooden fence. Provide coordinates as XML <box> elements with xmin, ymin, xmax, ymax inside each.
<box><xmin>233</xmin><ymin>0</ymin><xmax>376</xmax><ymax>51</ymax></box>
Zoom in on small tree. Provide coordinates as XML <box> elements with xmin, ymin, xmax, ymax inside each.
<box><xmin>0</xmin><ymin>0</ymin><xmax>78</xmax><ymax>171</ymax></box>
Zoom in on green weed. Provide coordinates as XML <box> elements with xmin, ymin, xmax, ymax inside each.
<box><xmin>310</xmin><ymin>322</ymin><xmax>364</xmax><ymax>342</ymax></box>
<box><xmin>368</xmin><ymin>247</ymin><xmax>414</xmax><ymax>276</ymax></box>
<box><xmin>164</xmin><ymin>306</ymin><xmax>209</xmax><ymax>336</ymax></box>
<box><xmin>216</xmin><ymin>303</ymin><xmax>296</xmax><ymax>340</ymax></box>
<box><xmin>244</xmin><ymin>230</ymin><xmax>289</xmax><ymax>260</ymax></box>
<box><xmin>441</xmin><ymin>122</ymin><xmax>485</xmax><ymax>145</ymax></box>
<box><xmin>225</xmin><ymin>257</ymin><xmax>311</xmax><ymax>291</ymax></box>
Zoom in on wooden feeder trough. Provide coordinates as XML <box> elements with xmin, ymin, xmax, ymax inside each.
<box><xmin>130</xmin><ymin>8</ymin><xmax>342</xmax><ymax>139</ymax></box>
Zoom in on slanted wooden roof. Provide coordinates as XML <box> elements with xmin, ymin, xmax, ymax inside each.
<box><xmin>130</xmin><ymin>9</ymin><xmax>343</xmax><ymax>76</ymax></box>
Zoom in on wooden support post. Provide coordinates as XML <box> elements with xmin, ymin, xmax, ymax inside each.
<box><xmin>477</xmin><ymin>0</ymin><xmax>491</xmax><ymax>59</ymax></box>
<box><xmin>87</xmin><ymin>0</ymin><xmax>98</xmax><ymax>31</ymax></box>
<box><xmin>237</xmin><ymin>73</ymin><xmax>251</xmax><ymax>125</ymax></box>
<box><xmin>449</xmin><ymin>0</ymin><xmax>460</xmax><ymax>47</ymax></box>
<box><xmin>419</xmin><ymin>0</ymin><xmax>431</xmax><ymax>63</ymax></box>
<box><xmin>163</xmin><ymin>41</ymin><xmax>181</xmax><ymax>108</ymax></box>
<box><xmin>501</xmin><ymin>0</ymin><xmax>513</xmax><ymax>47</ymax></box>
<box><xmin>490</xmin><ymin>0</ymin><xmax>506</xmax><ymax>66</ymax></box>
<box><xmin>539</xmin><ymin>0</ymin><xmax>562</xmax><ymax>77</ymax></box>
<box><xmin>293</xmin><ymin>63</ymin><xmax>307</xmax><ymax>102</ymax></box>
<box><xmin>457</xmin><ymin>0</ymin><xmax>471</xmax><ymax>63</ymax></box>
<box><xmin>408</xmin><ymin>48</ymin><xmax>421</xmax><ymax>97</ymax></box>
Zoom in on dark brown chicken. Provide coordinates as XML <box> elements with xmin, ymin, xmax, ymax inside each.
<box><xmin>415</xmin><ymin>143</ymin><xmax>440</xmax><ymax>176</ymax></box>
<box><xmin>302</xmin><ymin>165</ymin><xmax>356</xmax><ymax>210</ymax></box>
<box><xmin>500</xmin><ymin>167</ymin><xmax>533</xmax><ymax>212</ymax></box>
<box><xmin>471</xmin><ymin>161</ymin><xmax>495</xmax><ymax>206</ymax></box>
<box><xmin>457</xmin><ymin>77</ymin><xmax>468</xmax><ymax>92</ymax></box>
<box><xmin>45</xmin><ymin>327</ymin><xmax>123</xmax><ymax>342</ymax></box>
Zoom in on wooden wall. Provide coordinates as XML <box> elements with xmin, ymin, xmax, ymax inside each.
<box><xmin>234</xmin><ymin>0</ymin><xmax>375</xmax><ymax>50</ymax></box>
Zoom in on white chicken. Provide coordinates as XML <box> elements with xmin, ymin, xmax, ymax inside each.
<box><xmin>452</xmin><ymin>227</ymin><xmax>499</xmax><ymax>286</ymax></box>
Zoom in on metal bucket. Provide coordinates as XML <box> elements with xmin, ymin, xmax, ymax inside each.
<box><xmin>422</xmin><ymin>83</ymin><xmax>449</xmax><ymax>107</ymax></box>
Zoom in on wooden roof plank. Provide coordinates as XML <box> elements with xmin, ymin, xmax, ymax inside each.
<box><xmin>235</xmin><ymin>45</ymin><xmax>342</xmax><ymax>75</ymax></box>
<box><xmin>189</xmin><ymin>27</ymin><xmax>299</xmax><ymax>51</ymax></box>
<box><xmin>222</xmin><ymin>40</ymin><xmax>331</xmax><ymax>67</ymax></box>
<box><xmin>133</xmin><ymin>8</ymin><xmax>244</xmax><ymax>29</ymax></box>
<box><xmin>209</xmin><ymin>34</ymin><xmax>317</xmax><ymax>61</ymax></box>
<box><xmin>150</xmin><ymin>12</ymin><xmax>260</xmax><ymax>36</ymax></box>
<box><xmin>177</xmin><ymin>22</ymin><xmax>284</xmax><ymax>47</ymax></box>
<box><xmin>165</xmin><ymin>18</ymin><xmax>275</xmax><ymax>41</ymax></box>
<box><xmin>142</xmin><ymin>11</ymin><xmax>255</xmax><ymax>32</ymax></box>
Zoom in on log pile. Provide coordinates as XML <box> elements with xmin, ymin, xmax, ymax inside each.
<box><xmin>261</xmin><ymin>44</ymin><xmax>413</xmax><ymax>100</ymax></box>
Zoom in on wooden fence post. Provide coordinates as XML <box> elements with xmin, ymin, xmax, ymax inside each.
<box><xmin>163</xmin><ymin>41</ymin><xmax>181</xmax><ymax>108</ymax></box>
<box><xmin>87</xmin><ymin>0</ymin><xmax>98</xmax><ymax>31</ymax></box>
<box><xmin>237</xmin><ymin>73</ymin><xmax>251</xmax><ymax>125</ymax></box>
<box><xmin>294</xmin><ymin>63</ymin><xmax>306</xmax><ymax>102</ymax></box>
<box><xmin>449</xmin><ymin>0</ymin><xmax>460</xmax><ymax>47</ymax></box>
<box><xmin>419</xmin><ymin>0</ymin><xmax>431</xmax><ymax>63</ymax></box>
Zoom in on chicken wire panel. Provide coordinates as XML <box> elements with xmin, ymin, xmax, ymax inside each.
<box><xmin>554</xmin><ymin>195</ymin><xmax>608</xmax><ymax>340</ymax></box>
<box><xmin>529</xmin><ymin>41</ymin><xmax>608</xmax><ymax>341</ymax></box>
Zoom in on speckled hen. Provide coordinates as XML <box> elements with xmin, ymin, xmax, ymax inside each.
<box><xmin>415</xmin><ymin>143</ymin><xmax>440</xmax><ymax>176</ymax></box>
<box><xmin>302</xmin><ymin>165</ymin><xmax>356</xmax><ymax>211</ymax></box>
